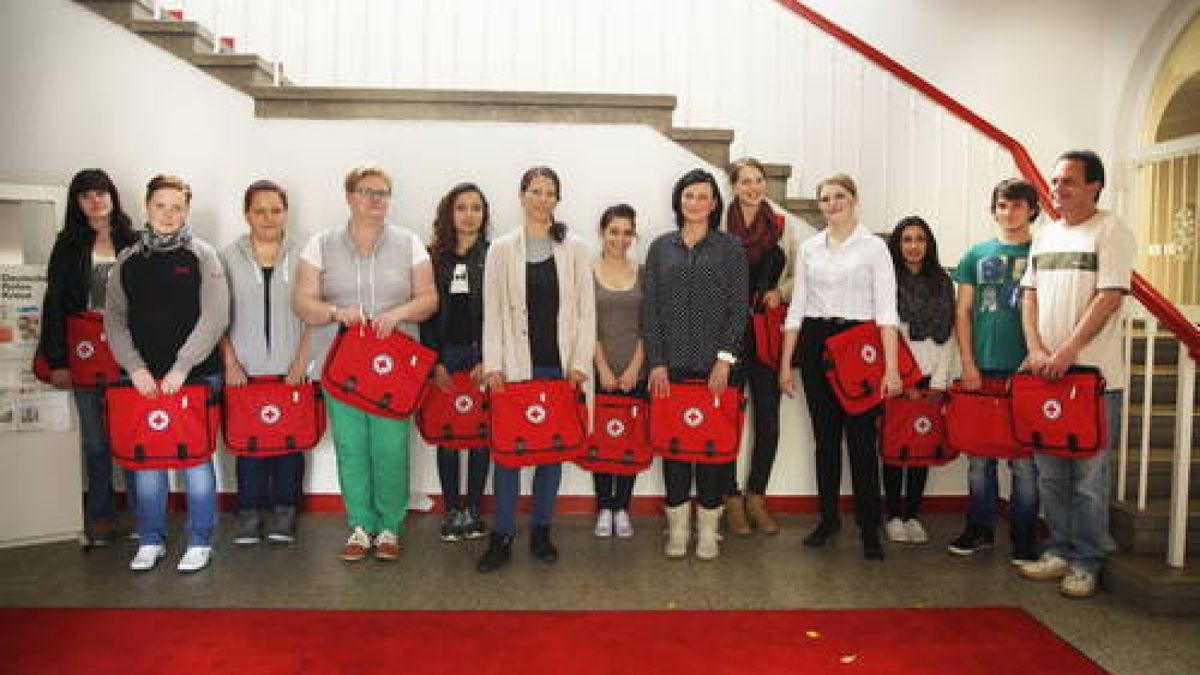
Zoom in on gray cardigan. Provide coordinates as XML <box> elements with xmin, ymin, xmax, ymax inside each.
<box><xmin>220</xmin><ymin>234</ymin><xmax>306</xmax><ymax>376</ymax></box>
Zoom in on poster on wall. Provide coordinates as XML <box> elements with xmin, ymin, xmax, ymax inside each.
<box><xmin>0</xmin><ymin>264</ymin><xmax>70</xmax><ymax>433</ymax></box>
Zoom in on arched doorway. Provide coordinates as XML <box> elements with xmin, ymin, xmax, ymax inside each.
<box><xmin>1136</xmin><ymin>11</ymin><xmax>1200</xmax><ymax>305</ymax></box>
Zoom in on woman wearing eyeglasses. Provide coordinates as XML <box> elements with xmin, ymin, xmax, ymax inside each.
<box><xmin>293</xmin><ymin>166</ymin><xmax>438</xmax><ymax>563</ymax></box>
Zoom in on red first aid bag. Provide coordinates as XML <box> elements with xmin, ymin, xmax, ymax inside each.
<box><xmin>105</xmin><ymin>383</ymin><xmax>220</xmax><ymax>470</ymax></box>
<box><xmin>944</xmin><ymin>378</ymin><xmax>1029</xmax><ymax>459</ymax></box>
<box><xmin>575</xmin><ymin>393</ymin><xmax>652</xmax><ymax>475</ymax></box>
<box><xmin>31</xmin><ymin>350</ymin><xmax>52</xmax><ymax>385</ymax></box>
<box><xmin>416</xmin><ymin>371</ymin><xmax>490</xmax><ymax>449</ymax></box>
<box><xmin>488</xmin><ymin>379</ymin><xmax>587</xmax><ymax>469</ymax></box>
<box><xmin>822</xmin><ymin>321</ymin><xmax>921</xmax><ymax>415</ymax></box>
<box><xmin>878</xmin><ymin>393</ymin><xmax>957</xmax><ymax>467</ymax></box>
<box><xmin>751</xmin><ymin>303</ymin><xmax>788</xmax><ymax>371</ymax></box>
<box><xmin>1010</xmin><ymin>367</ymin><xmax>1107</xmax><ymax>457</ymax></box>
<box><xmin>321</xmin><ymin>326</ymin><xmax>436</xmax><ymax>419</ymax></box>
<box><xmin>222</xmin><ymin>376</ymin><xmax>326</xmax><ymax>456</ymax></box>
<box><xmin>65</xmin><ymin>312</ymin><xmax>121</xmax><ymax>388</ymax></box>
<box><xmin>649</xmin><ymin>382</ymin><xmax>745</xmax><ymax>464</ymax></box>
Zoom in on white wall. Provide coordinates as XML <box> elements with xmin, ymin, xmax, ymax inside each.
<box><xmin>10</xmin><ymin>0</ymin><xmax>983</xmax><ymax>501</ymax></box>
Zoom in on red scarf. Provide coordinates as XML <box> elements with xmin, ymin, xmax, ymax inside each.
<box><xmin>727</xmin><ymin>201</ymin><xmax>782</xmax><ymax>265</ymax></box>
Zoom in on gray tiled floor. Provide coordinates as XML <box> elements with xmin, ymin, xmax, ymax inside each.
<box><xmin>0</xmin><ymin>512</ymin><xmax>1196</xmax><ymax>674</ymax></box>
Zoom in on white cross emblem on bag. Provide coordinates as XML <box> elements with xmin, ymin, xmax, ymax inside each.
<box><xmin>860</xmin><ymin>345</ymin><xmax>878</xmax><ymax>364</ymax></box>
<box><xmin>372</xmin><ymin>353</ymin><xmax>394</xmax><ymax>375</ymax></box>
<box><xmin>525</xmin><ymin>404</ymin><xmax>547</xmax><ymax>425</ymax></box>
<box><xmin>683</xmin><ymin>407</ymin><xmax>705</xmax><ymax>428</ymax></box>
<box><xmin>1042</xmin><ymin>399</ymin><xmax>1063</xmax><ymax>420</ymax></box>
<box><xmin>76</xmin><ymin>341</ymin><xmax>95</xmax><ymax>360</ymax></box>
<box><xmin>260</xmin><ymin>404</ymin><xmax>282</xmax><ymax>425</ymax></box>
<box><xmin>605</xmin><ymin>419</ymin><xmax>626</xmax><ymax>438</ymax></box>
<box><xmin>147</xmin><ymin>409</ymin><xmax>170</xmax><ymax>431</ymax></box>
<box><xmin>454</xmin><ymin>394</ymin><xmax>474</xmax><ymax>414</ymax></box>
<box><xmin>913</xmin><ymin>416</ymin><xmax>933</xmax><ymax>435</ymax></box>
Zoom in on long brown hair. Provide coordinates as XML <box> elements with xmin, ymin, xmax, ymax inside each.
<box><xmin>429</xmin><ymin>183</ymin><xmax>490</xmax><ymax>275</ymax></box>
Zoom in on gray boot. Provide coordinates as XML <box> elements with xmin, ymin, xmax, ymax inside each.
<box><xmin>233</xmin><ymin>510</ymin><xmax>262</xmax><ymax>546</ymax></box>
<box><xmin>695</xmin><ymin>505</ymin><xmax>725</xmax><ymax>561</ymax></box>
<box><xmin>266</xmin><ymin>506</ymin><xmax>297</xmax><ymax>544</ymax></box>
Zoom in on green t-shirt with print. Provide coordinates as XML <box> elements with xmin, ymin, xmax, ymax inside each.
<box><xmin>953</xmin><ymin>238</ymin><xmax>1031</xmax><ymax>372</ymax></box>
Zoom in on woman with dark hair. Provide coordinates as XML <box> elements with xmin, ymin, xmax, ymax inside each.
<box><xmin>420</xmin><ymin>182</ymin><xmax>492</xmax><ymax>542</ymax></box>
<box><xmin>105</xmin><ymin>174</ymin><xmax>230</xmax><ymax>573</ymax></box>
<box><xmin>778</xmin><ymin>173</ymin><xmax>900</xmax><ymax>560</ymax></box>
<box><xmin>293</xmin><ymin>165</ymin><xmax>438</xmax><ymax>563</ymax></box>
<box><xmin>591</xmin><ymin>203</ymin><xmax>644</xmax><ymax>539</ymax></box>
<box><xmin>38</xmin><ymin>168</ymin><xmax>139</xmax><ymax>546</ymax></box>
<box><xmin>722</xmin><ymin>157</ymin><xmax>797</xmax><ymax>536</ymax></box>
<box><xmin>881</xmin><ymin>216</ymin><xmax>955</xmax><ymax>545</ymax></box>
<box><xmin>476</xmin><ymin>166</ymin><xmax>595</xmax><ymax>572</ymax></box>
<box><xmin>643</xmin><ymin>169</ymin><xmax>748</xmax><ymax>560</ymax></box>
<box><xmin>221</xmin><ymin>180</ymin><xmax>312</xmax><ymax>547</ymax></box>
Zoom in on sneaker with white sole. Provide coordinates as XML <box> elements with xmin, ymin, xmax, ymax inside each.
<box><xmin>374</xmin><ymin>530</ymin><xmax>400</xmax><ymax>561</ymax></box>
<box><xmin>340</xmin><ymin>527</ymin><xmax>372</xmax><ymax>562</ymax></box>
<box><xmin>614</xmin><ymin>510</ymin><xmax>634</xmax><ymax>539</ymax></box>
<box><xmin>129</xmin><ymin>544</ymin><xmax>166</xmax><ymax>572</ymax></box>
<box><xmin>884</xmin><ymin>518</ymin><xmax>909</xmax><ymax>543</ymax></box>
<box><xmin>176</xmin><ymin>546</ymin><xmax>212</xmax><ymax>573</ymax></box>
<box><xmin>594</xmin><ymin>509</ymin><xmax>613</xmax><ymax>537</ymax></box>
<box><xmin>1019</xmin><ymin>552</ymin><xmax>1070</xmax><ymax>581</ymax></box>
<box><xmin>903</xmin><ymin>519</ymin><xmax>928</xmax><ymax>544</ymax></box>
<box><xmin>1060</xmin><ymin>566</ymin><xmax>1098</xmax><ymax>598</ymax></box>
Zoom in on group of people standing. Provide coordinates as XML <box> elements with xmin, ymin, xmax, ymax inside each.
<box><xmin>40</xmin><ymin>148</ymin><xmax>1132</xmax><ymax>599</ymax></box>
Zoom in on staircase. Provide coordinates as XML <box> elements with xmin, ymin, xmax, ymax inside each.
<box><xmin>1106</xmin><ymin>321</ymin><xmax>1200</xmax><ymax>614</ymax></box>
<box><xmin>74</xmin><ymin>0</ymin><xmax>824</xmax><ymax>228</ymax></box>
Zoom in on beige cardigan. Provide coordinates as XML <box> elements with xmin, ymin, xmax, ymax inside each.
<box><xmin>482</xmin><ymin>228</ymin><xmax>596</xmax><ymax>382</ymax></box>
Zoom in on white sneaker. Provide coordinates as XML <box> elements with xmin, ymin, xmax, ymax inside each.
<box><xmin>614</xmin><ymin>510</ymin><xmax>634</xmax><ymax>538</ymax></box>
<box><xmin>176</xmin><ymin>546</ymin><xmax>213</xmax><ymax>573</ymax></box>
<box><xmin>884</xmin><ymin>518</ymin><xmax>909</xmax><ymax>543</ymax></box>
<box><xmin>1060</xmin><ymin>566</ymin><xmax>1098</xmax><ymax>598</ymax></box>
<box><xmin>1019</xmin><ymin>552</ymin><xmax>1070</xmax><ymax>581</ymax></box>
<box><xmin>594</xmin><ymin>509</ymin><xmax>613</xmax><ymax>537</ymax></box>
<box><xmin>129</xmin><ymin>544</ymin><xmax>166</xmax><ymax>572</ymax></box>
<box><xmin>903</xmin><ymin>518</ymin><xmax>929</xmax><ymax>544</ymax></box>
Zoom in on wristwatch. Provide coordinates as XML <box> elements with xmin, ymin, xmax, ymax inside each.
<box><xmin>716</xmin><ymin>350</ymin><xmax>738</xmax><ymax>365</ymax></box>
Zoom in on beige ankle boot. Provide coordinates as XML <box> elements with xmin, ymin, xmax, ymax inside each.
<box><xmin>745</xmin><ymin>493</ymin><xmax>780</xmax><ymax>535</ymax></box>
<box><xmin>696</xmin><ymin>505</ymin><xmax>725</xmax><ymax>561</ymax></box>
<box><xmin>724</xmin><ymin>494</ymin><xmax>751</xmax><ymax>536</ymax></box>
<box><xmin>664</xmin><ymin>503</ymin><xmax>692</xmax><ymax>559</ymax></box>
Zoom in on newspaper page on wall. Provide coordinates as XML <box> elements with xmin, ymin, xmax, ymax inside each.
<box><xmin>0</xmin><ymin>265</ymin><xmax>71</xmax><ymax>432</ymax></box>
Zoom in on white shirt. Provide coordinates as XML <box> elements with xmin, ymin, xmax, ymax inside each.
<box><xmin>784</xmin><ymin>224</ymin><xmax>900</xmax><ymax>330</ymax></box>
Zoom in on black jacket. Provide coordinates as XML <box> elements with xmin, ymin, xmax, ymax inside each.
<box><xmin>419</xmin><ymin>238</ymin><xmax>489</xmax><ymax>358</ymax></box>
<box><xmin>37</xmin><ymin>229</ymin><xmax>137</xmax><ymax>369</ymax></box>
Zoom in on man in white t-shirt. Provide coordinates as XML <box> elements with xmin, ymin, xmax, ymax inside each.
<box><xmin>1017</xmin><ymin>150</ymin><xmax>1134</xmax><ymax>599</ymax></box>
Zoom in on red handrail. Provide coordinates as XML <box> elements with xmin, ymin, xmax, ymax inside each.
<box><xmin>772</xmin><ymin>0</ymin><xmax>1200</xmax><ymax>361</ymax></box>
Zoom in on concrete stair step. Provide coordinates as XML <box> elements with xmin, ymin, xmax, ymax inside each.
<box><xmin>1124</xmin><ymin>404</ymin><xmax>1200</xmax><ymax>448</ymax></box>
<box><xmin>190</xmin><ymin>53</ymin><xmax>286</xmax><ymax>92</ymax></box>
<box><xmin>784</xmin><ymin>198</ymin><xmax>823</xmax><ymax>228</ymax></box>
<box><xmin>76</xmin><ymin>0</ymin><xmax>154</xmax><ymax>23</ymax></box>
<box><xmin>667</xmin><ymin>128</ymin><xmax>734</xmax><ymax>168</ymax></box>
<box><xmin>1128</xmin><ymin>367</ymin><xmax>1200</xmax><ymax>407</ymax></box>
<box><xmin>1110</xmin><ymin>498</ymin><xmax>1200</xmax><ymax>555</ymax></box>
<box><xmin>1114</xmin><ymin>447</ymin><xmax>1200</xmax><ymax>500</ymax></box>
<box><xmin>1104</xmin><ymin>550</ymin><xmax>1200</xmax><ymax>614</ymax></box>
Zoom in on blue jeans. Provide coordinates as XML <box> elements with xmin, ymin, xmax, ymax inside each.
<box><xmin>132</xmin><ymin>374</ymin><xmax>220</xmax><ymax>547</ymax></box>
<box><xmin>436</xmin><ymin>343</ymin><xmax>490</xmax><ymax>512</ymax></box>
<box><xmin>966</xmin><ymin>456</ymin><xmax>1039</xmax><ymax>535</ymax></box>
<box><xmin>492</xmin><ymin>366</ymin><xmax>563</xmax><ymax>536</ymax></box>
<box><xmin>73</xmin><ymin>388</ymin><xmax>137</xmax><ymax>526</ymax></box>
<box><xmin>236</xmin><ymin>454</ymin><xmax>304</xmax><ymax>511</ymax></box>
<box><xmin>1034</xmin><ymin>390</ymin><xmax>1122</xmax><ymax>572</ymax></box>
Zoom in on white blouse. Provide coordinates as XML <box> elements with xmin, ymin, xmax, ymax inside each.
<box><xmin>783</xmin><ymin>224</ymin><xmax>900</xmax><ymax>330</ymax></box>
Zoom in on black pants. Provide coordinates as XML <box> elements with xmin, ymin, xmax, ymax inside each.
<box><xmin>236</xmin><ymin>454</ymin><xmax>305</xmax><ymax>511</ymax></box>
<box><xmin>663</xmin><ymin>460</ymin><xmax>729</xmax><ymax>509</ymax></box>
<box><xmin>725</xmin><ymin>352</ymin><xmax>781</xmax><ymax>496</ymax></box>
<box><xmin>882</xmin><ymin>465</ymin><xmax>927</xmax><ymax>519</ymax></box>
<box><xmin>798</xmin><ymin>318</ymin><xmax>881</xmax><ymax>534</ymax></box>
<box><xmin>437</xmin><ymin>447</ymin><xmax>490</xmax><ymax>512</ymax></box>
<box><xmin>593</xmin><ymin>473</ymin><xmax>635</xmax><ymax>511</ymax></box>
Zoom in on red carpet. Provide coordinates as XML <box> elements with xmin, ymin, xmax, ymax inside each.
<box><xmin>0</xmin><ymin>607</ymin><xmax>1105</xmax><ymax>674</ymax></box>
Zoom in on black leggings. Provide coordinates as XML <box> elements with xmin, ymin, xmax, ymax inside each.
<box><xmin>663</xmin><ymin>459</ymin><xmax>729</xmax><ymax>509</ymax></box>
<box><xmin>882</xmin><ymin>465</ymin><xmax>928</xmax><ymax>519</ymax></box>
<box><xmin>797</xmin><ymin>318</ymin><xmax>882</xmax><ymax>533</ymax></box>
<box><xmin>726</xmin><ymin>352</ymin><xmax>781</xmax><ymax>495</ymax></box>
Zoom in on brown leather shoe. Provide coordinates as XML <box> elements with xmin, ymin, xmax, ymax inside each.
<box><xmin>746</xmin><ymin>493</ymin><xmax>780</xmax><ymax>535</ymax></box>
<box><xmin>724</xmin><ymin>494</ymin><xmax>751</xmax><ymax>536</ymax></box>
<box><xmin>374</xmin><ymin>531</ymin><xmax>401</xmax><ymax>561</ymax></box>
<box><xmin>339</xmin><ymin>527</ymin><xmax>371</xmax><ymax>562</ymax></box>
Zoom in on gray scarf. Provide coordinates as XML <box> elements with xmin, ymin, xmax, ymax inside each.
<box><xmin>140</xmin><ymin>223</ymin><xmax>193</xmax><ymax>256</ymax></box>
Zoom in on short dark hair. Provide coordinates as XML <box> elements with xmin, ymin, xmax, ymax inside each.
<box><xmin>671</xmin><ymin>169</ymin><xmax>724</xmax><ymax>230</ymax></box>
<box><xmin>519</xmin><ymin>166</ymin><xmax>566</xmax><ymax>243</ymax></box>
<box><xmin>599</xmin><ymin>203</ymin><xmax>637</xmax><ymax>234</ymax></box>
<box><xmin>1057</xmin><ymin>150</ymin><xmax>1105</xmax><ymax>200</ymax></box>
<box><xmin>990</xmin><ymin>178</ymin><xmax>1040</xmax><ymax>222</ymax></box>
<box><xmin>243</xmin><ymin>179</ymin><xmax>288</xmax><ymax>212</ymax></box>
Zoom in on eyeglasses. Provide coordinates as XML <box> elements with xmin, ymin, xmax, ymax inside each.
<box><xmin>353</xmin><ymin>188</ymin><xmax>392</xmax><ymax>200</ymax></box>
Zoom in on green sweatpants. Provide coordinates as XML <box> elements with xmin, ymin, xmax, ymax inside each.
<box><xmin>324</xmin><ymin>391</ymin><xmax>411</xmax><ymax>534</ymax></box>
